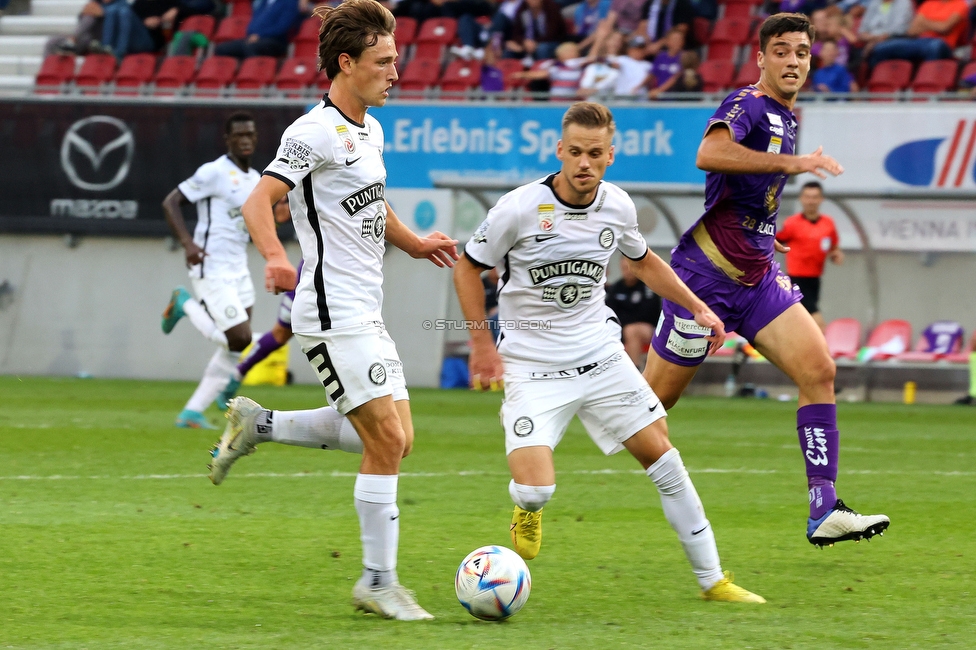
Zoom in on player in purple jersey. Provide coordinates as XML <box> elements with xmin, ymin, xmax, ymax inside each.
<box><xmin>643</xmin><ymin>13</ymin><xmax>890</xmax><ymax>548</ymax></box>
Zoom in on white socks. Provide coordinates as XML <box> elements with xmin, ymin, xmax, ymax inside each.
<box><xmin>646</xmin><ymin>448</ymin><xmax>724</xmax><ymax>591</ymax></box>
<box><xmin>185</xmin><ymin>347</ymin><xmax>237</xmax><ymax>413</ymax></box>
<box><xmin>253</xmin><ymin>407</ymin><xmax>363</xmax><ymax>453</ymax></box>
<box><xmin>509</xmin><ymin>480</ymin><xmax>555</xmax><ymax>512</ymax></box>
<box><xmin>182</xmin><ymin>299</ymin><xmax>228</xmax><ymax>347</ymax></box>
<box><xmin>354</xmin><ymin>473</ymin><xmax>399</xmax><ymax>588</ymax></box>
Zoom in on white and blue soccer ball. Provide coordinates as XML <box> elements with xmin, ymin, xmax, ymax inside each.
<box><xmin>455</xmin><ymin>545</ymin><xmax>531</xmax><ymax>621</ymax></box>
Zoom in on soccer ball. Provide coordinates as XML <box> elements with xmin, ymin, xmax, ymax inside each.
<box><xmin>455</xmin><ymin>545</ymin><xmax>531</xmax><ymax>621</ymax></box>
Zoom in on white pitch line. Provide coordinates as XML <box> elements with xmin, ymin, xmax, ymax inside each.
<box><xmin>0</xmin><ymin>468</ymin><xmax>972</xmax><ymax>481</ymax></box>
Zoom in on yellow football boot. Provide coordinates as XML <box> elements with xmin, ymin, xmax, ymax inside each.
<box><xmin>701</xmin><ymin>571</ymin><xmax>766</xmax><ymax>603</ymax></box>
<box><xmin>510</xmin><ymin>506</ymin><xmax>543</xmax><ymax>560</ymax></box>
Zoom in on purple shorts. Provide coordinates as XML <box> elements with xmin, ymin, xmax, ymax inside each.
<box><xmin>651</xmin><ymin>261</ymin><xmax>802</xmax><ymax>367</ymax></box>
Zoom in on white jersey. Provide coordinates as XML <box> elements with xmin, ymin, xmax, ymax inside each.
<box><xmin>464</xmin><ymin>175</ymin><xmax>649</xmax><ymax>370</ymax></box>
<box><xmin>178</xmin><ymin>154</ymin><xmax>261</xmax><ymax>279</ymax></box>
<box><xmin>264</xmin><ymin>99</ymin><xmax>387</xmax><ymax>333</ymax></box>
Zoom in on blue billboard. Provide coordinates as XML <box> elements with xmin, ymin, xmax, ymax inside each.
<box><xmin>374</xmin><ymin>104</ymin><xmax>715</xmax><ymax>188</ymax></box>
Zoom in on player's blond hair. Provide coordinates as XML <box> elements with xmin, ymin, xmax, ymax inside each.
<box><xmin>313</xmin><ymin>0</ymin><xmax>396</xmax><ymax>79</ymax></box>
<box><xmin>561</xmin><ymin>102</ymin><xmax>616</xmax><ymax>137</ymax></box>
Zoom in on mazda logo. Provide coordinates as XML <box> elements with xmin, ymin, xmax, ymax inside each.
<box><xmin>60</xmin><ymin>116</ymin><xmax>135</xmax><ymax>192</ymax></box>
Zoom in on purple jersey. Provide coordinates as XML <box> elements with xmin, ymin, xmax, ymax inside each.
<box><xmin>920</xmin><ymin>321</ymin><xmax>964</xmax><ymax>354</ymax></box>
<box><xmin>672</xmin><ymin>86</ymin><xmax>797</xmax><ymax>286</ymax></box>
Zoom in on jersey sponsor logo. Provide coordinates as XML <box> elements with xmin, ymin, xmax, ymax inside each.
<box><xmin>340</xmin><ymin>182</ymin><xmax>385</xmax><ymax>216</ymax></box>
<box><xmin>723</xmin><ymin>104</ymin><xmax>744</xmax><ymax>123</ymax></box>
<box><xmin>336</xmin><ymin>124</ymin><xmax>356</xmax><ymax>153</ymax></box>
<box><xmin>530</xmin><ymin>368</ymin><xmax>578</xmax><ymax>380</ymax></box>
<box><xmin>802</xmin><ymin>426</ymin><xmax>829</xmax><ymax>466</ymax></box>
<box><xmin>542</xmin><ymin>282</ymin><xmax>591</xmax><ymax>308</ymax></box>
<box><xmin>513</xmin><ymin>416</ymin><xmax>534</xmax><ymax>437</ymax></box>
<box><xmin>587</xmin><ymin>352</ymin><xmax>623</xmax><ymax>378</ymax></box>
<box><xmin>565</xmin><ymin>212</ymin><xmax>588</xmax><ymax>220</ymax></box>
<box><xmin>767</xmin><ymin>113</ymin><xmax>783</xmax><ymax>126</ymax></box>
<box><xmin>472</xmin><ymin>220</ymin><xmax>489</xmax><ymax>243</ymax></box>
<box><xmin>368</xmin><ymin>362</ymin><xmax>387</xmax><ymax>385</ymax></box>
<box><xmin>528</xmin><ymin>259</ymin><xmax>604</xmax><ymax>285</ymax></box>
<box><xmin>60</xmin><ymin>115</ymin><xmax>135</xmax><ymax>192</ymax></box>
<box><xmin>357</xmin><ymin>131</ymin><xmax>369</xmax><ymax>140</ymax></box>
<box><xmin>673</xmin><ymin>316</ymin><xmax>712</xmax><ymax>336</ymax></box>
<box><xmin>665</xmin><ymin>330</ymin><xmax>709</xmax><ymax>358</ymax></box>
<box><xmin>776</xmin><ymin>273</ymin><xmax>794</xmax><ymax>292</ymax></box>
<box><xmin>362</xmin><ymin>211</ymin><xmax>386</xmax><ymax>243</ymax></box>
<box><xmin>767</xmin><ymin>136</ymin><xmax>783</xmax><ymax>154</ymax></box>
<box><xmin>619</xmin><ymin>386</ymin><xmax>653</xmax><ymax>405</ymax></box>
<box><xmin>534</xmin><ymin>234</ymin><xmax>558</xmax><ymax>242</ymax></box>
<box><xmin>598</xmin><ymin>227</ymin><xmax>615</xmax><ymax>249</ymax></box>
<box><xmin>538</xmin><ymin>204</ymin><xmax>555</xmax><ymax>232</ymax></box>
<box><xmin>279</xmin><ymin>137</ymin><xmax>312</xmax><ymax>171</ymax></box>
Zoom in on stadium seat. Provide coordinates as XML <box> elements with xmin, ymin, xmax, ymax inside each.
<box><xmin>275</xmin><ymin>56</ymin><xmax>318</xmax><ymax>95</ymax></box>
<box><xmin>233</xmin><ymin>56</ymin><xmax>278</xmax><ymax>96</ymax></box>
<box><xmin>864</xmin><ymin>319</ymin><xmax>912</xmax><ymax>361</ymax></box>
<box><xmin>397</xmin><ymin>57</ymin><xmax>441</xmax><ymax>95</ymax></box>
<box><xmin>960</xmin><ymin>60</ymin><xmax>976</xmax><ymax>83</ymax></box>
<box><xmin>824</xmin><ymin>318</ymin><xmax>862</xmax><ymax>360</ymax></box>
<box><xmin>316</xmin><ymin>69</ymin><xmax>332</xmax><ymax>92</ymax></box>
<box><xmin>153</xmin><ymin>55</ymin><xmax>197</xmax><ymax>94</ymax></box>
<box><xmin>34</xmin><ymin>54</ymin><xmax>75</xmax><ymax>92</ymax></box>
<box><xmin>910</xmin><ymin>59</ymin><xmax>958</xmax><ymax>93</ymax></box>
<box><xmin>495</xmin><ymin>58</ymin><xmax>526</xmax><ymax>90</ymax></box>
<box><xmin>867</xmin><ymin>59</ymin><xmax>912</xmax><ymax>93</ymax></box>
<box><xmin>228</xmin><ymin>0</ymin><xmax>252</xmax><ymax>17</ymax></box>
<box><xmin>415</xmin><ymin>17</ymin><xmax>457</xmax><ymax>60</ymax></box>
<box><xmin>395</xmin><ymin>16</ymin><xmax>418</xmax><ymax>46</ymax></box>
<box><xmin>75</xmin><ymin>54</ymin><xmax>117</xmax><ymax>93</ymax></box>
<box><xmin>177</xmin><ymin>14</ymin><xmax>216</xmax><ymax>41</ymax></box>
<box><xmin>692</xmin><ymin>17</ymin><xmax>712</xmax><ymax>46</ymax></box>
<box><xmin>193</xmin><ymin>55</ymin><xmax>238</xmax><ymax>95</ymax></box>
<box><xmin>893</xmin><ymin>321</ymin><xmax>964</xmax><ymax>362</ymax></box>
<box><xmin>707</xmin><ymin>17</ymin><xmax>751</xmax><ymax>62</ymax></box>
<box><xmin>721</xmin><ymin>2</ymin><xmax>753</xmax><ymax>20</ymax></box>
<box><xmin>698</xmin><ymin>60</ymin><xmax>734</xmax><ymax>92</ymax></box>
<box><xmin>439</xmin><ymin>59</ymin><xmax>481</xmax><ymax>94</ymax></box>
<box><xmin>213</xmin><ymin>15</ymin><xmax>250</xmax><ymax>44</ymax></box>
<box><xmin>113</xmin><ymin>53</ymin><xmax>157</xmax><ymax>94</ymax></box>
<box><xmin>734</xmin><ymin>56</ymin><xmax>760</xmax><ymax>87</ymax></box>
<box><xmin>293</xmin><ymin>16</ymin><xmax>321</xmax><ymax>58</ymax></box>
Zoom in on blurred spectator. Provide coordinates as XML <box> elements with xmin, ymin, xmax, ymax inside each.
<box><xmin>101</xmin><ymin>0</ymin><xmax>162</xmax><ymax>60</ymax></box>
<box><xmin>45</xmin><ymin>1</ymin><xmax>110</xmax><ymax>56</ymax></box>
<box><xmin>855</xmin><ymin>0</ymin><xmax>913</xmax><ymax>64</ymax></box>
<box><xmin>399</xmin><ymin>0</ymin><xmax>495</xmax><ymax>50</ymax></box>
<box><xmin>600</xmin><ymin>0</ymin><xmax>648</xmax><ymax>38</ymax></box>
<box><xmin>578</xmin><ymin>42</ymin><xmax>620</xmax><ymax>95</ymax></box>
<box><xmin>868</xmin><ymin>0</ymin><xmax>968</xmax><ymax>66</ymax></box>
<box><xmin>670</xmin><ymin>50</ymin><xmax>702</xmax><ymax>93</ymax></box>
<box><xmin>215</xmin><ymin>0</ymin><xmax>300</xmax><ymax>59</ymax></box>
<box><xmin>513</xmin><ymin>41</ymin><xmax>592</xmax><ymax>98</ymax></box>
<box><xmin>960</xmin><ymin>68</ymin><xmax>976</xmax><ymax>96</ymax></box>
<box><xmin>812</xmin><ymin>40</ymin><xmax>858</xmax><ymax>92</ymax></box>
<box><xmin>609</xmin><ymin>32</ymin><xmax>652</xmax><ymax>96</ymax></box>
<box><xmin>637</xmin><ymin>0</ymin><xmax>695</xmax><ymax>55</ymax></box>
<box><xmin>647</xmin><ymin>27</ymin><xmax>683</xmax><ymax>98</ymax></box>
<box><xmin>505</xmin><ymin>0</ymin><xmax>568</xmax><ymax>60</ymax></box>
<box><xmin>810</xmin><ymin>7</ymin><xmax>854</xmax><ymax>68</ymax></box>
<box><xmin>606</xmin><ymin>258</ymin><xmax>662</xmax><ymax>369</ymax></box>
<box><xmin>572</xmin><ymin>0</ymin><xmax>613</xmax><ymax>53</ymax></box>
<box><xmin>485</xmin><ymin>0</ymin><xmax>523</xmax><ymax>58</ymax></box>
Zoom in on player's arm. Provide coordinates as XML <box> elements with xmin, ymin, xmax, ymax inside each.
<box><xmin>383</xmin><ymin>201</ymin><xmax>459</xmax><ymax>268</ymax></box>
<box><xmin>454</xmin><ymin>254</ymin><xmax>505</xmax><ymax>390</ymax></box>
<box><xmin>161</xmin><ymin>188</ymin><xmax>205</xmax><ymax>267</ymax></box>
<box><xmin>696</xmin><ymin>125</ymin><xmax>844</xmax><ymax>179</ymax></box>
<box><xmin>828</xmin><ymin>223</ymin><xmax>844</xmax><ymax>265</ymax></box>
<box><xmin>242</xmin><ymin>175</ymin><xmax>295</xmax><ymax>294</ymax></box>
<box><xmin>626</xmin><ymin>252</ymin><xmax>726</xmax><ymax>353</ymax></box>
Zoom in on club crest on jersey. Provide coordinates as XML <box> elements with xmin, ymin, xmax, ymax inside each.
<box><xmin>599</xmin><ymin>228</ymin><xmax>615</xmax><ymax>249</ymax></box>
<box><xmin>362</xmin><ymin>211</ymin><xmax>386</xmax><ymax>244</ymax></box>
<box><xmin>528</xmin><ymin>259</ymin><xmax>604</xmax><ymax>285</ymax></box>
<box><xmin>368</xmin><ymin>362</ymin><xmax>387</xmax><ymax>385</ymax></box>
<box><xmin>538</xmin><ymin>204</ymin><xmax>555</xmax><ymax>232</ymax></box>
<box><xmin>336</xmin><ymin>124</ymin><xmax>356</xmax><ymax>153</ymax></box>
<box><xmin>542</xmin><ymin>282</ymin><xmax>592</xmax><ymax>308</ymax></box>
<box><xmin>341</xmin><ymin>182</ymin><xmax>385</xmax><ymax>216</ymax></box>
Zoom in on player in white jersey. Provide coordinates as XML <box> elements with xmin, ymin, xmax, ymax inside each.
<box><xmin>205</xmin><ymin>0</ymin><xmax>458</xmax><ymax>621</ymax></box>
<box><xmin>160</xmin><ymin>112</ymin><xmax>262</xmax><ymax>429</ymax></box>
<box><xmin>454</xmin><ymin>102</ymin><xmax>764</xmax><ymax>603</ymax></box>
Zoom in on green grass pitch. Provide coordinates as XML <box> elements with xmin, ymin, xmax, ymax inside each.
<box><xmin>1</xmin><ymin>376</ymin><xmax>974</xmax><ymax>649</ymax></box>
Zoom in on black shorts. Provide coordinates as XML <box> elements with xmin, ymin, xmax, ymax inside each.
<box><xmin>792</xmin><ymin>276</ymin><xmax>821</xmax><ymax>314</ymax></box>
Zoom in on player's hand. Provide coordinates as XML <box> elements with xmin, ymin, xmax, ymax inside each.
<box><xmin>264</xmin><ymin>256</ymin><xmax>296</xmax><ymax>294</ymax></box>
<box><xmin>413</xmin><ymin>231</ymin><xmax>460</xmax><ymax>268</ymax></box>
<box><xmin>183</xmin><ymin>241</ymin><xmax>206</xmax><ymax>267</ymax></box>
<box><xmin>788</xmin><ymin>146</ymin><xmax>844</xmax><ymax>179</ymax></box>
<box><xmin>693</xmin><ymin>306</ymin><xmax>726</xmax><ymax>356</ymax></box>
<box><xmin>774</xmin><ymin>239</ymin><xmax>790</xmax><ymax>254</ymax></box>
<box><xmin>469</xmin><ymin>343</ymin><xmax>505</xmax><ymax>392</ymax></box>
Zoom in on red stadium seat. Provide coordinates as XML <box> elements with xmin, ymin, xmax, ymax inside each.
<box><xmin>233</xmin><ymin>55</ymin><xmax>277</xmax><ymax>96</ymax></box>
<box><xmin>698</xmin><ymin>60</ymin><xmax>734</xmax><ymax>92</ymax></box>
<box><xmin>177</xmin><ymin>14</ymin><xmax>216</xmax><ymax>41</ymax></box>
<box><xmin>961</xmin><ymin>60</ymin><xmax>976</xmax><ymax>83</ymax></box>
<box><xmin>824</xmin><ymin>318</ymin><xmax>861</xmax><ymax>360</ymax></box>
<box><xmin>292</xmin><ymin>16</ymin><xmax>321</xmax><ymax>58</ymax></box>
<box><xmin>395</xmin><ymin>16</ymin><xmax>418</xmax><ymax>46</ymax></box>
<box><xmin>910</xmin><ymin>59</ymin><xmax>958</xmax><ymax>93</ymax></box>
<box><xmin>153</xmin><ymin>55</ymin><xmax>197</xmax><ymax>93</ymax></box>
<box><xmin>193</xmin><ymin>55</ymin><xmax>238</xmax><ymax>95</ymax></box>
<box><xmin>316</xmin><ymin>68</ymin><xmax>332</xmax><ymax>92</ymax></box>
<box><xmin>692</xmin><ymin>17</ymin><xmax>712</xmax><ymax>46</ymax></box>
<box><xmin>213</xmin><ymin>15</ymin><xmax>250</xmax><ymax>44</ymax></box>
<box><xmin>721</xmin><ymin>2</ymin><xmax>753</xmax><ymax>20</ymax></box>
<box><xmin>944</xmin><ymin>351</ymin><xmax>971</xmax><ymax>363</ymax></box>
<box><xmin>113</xmin><ymin>53</ymin><xmax>157</xmax><ymax>94</ymax></box>
<box><xmin>35</xmin><ymin>54</ymin><xmax>76</xmax><ymax>92</ymax></box>
<box><xmin>705</xmin><ymin>42</ymin><xmax>737</xmax><ymax>62</ymax></box>
<box><xmin>417</xmin><ymin>17</ymin><xmax>457</xmax><ymax>45</ymax></box>
<box><xmin>275</xmin><ymin>56</ymin><xmax>318</xmax><ymax>95</ymax></box>
<box><xmin>864</xmin><ymin>319</ymin><xmax>912</xmax><ymax>360</ymax></box>
<box><xmin>495</xmin><ymin>58</ymin><xmax>526</xmax><ymax>89</ymax></box>
<box><xmin>709</xmin><ymin>17</ymin><xmax>751</xmax><ymax>45</ymax></box>
<box><xmin>75</xmin><ymin>54</ymin><xmax>117</xmax><ymax>93</ymax></box>
<box><xmin>439</xmin><ymin>59</ymin><xmax>481</xmax><ymax>93</ymax></box>
<box><xmin>397</xmin><ymin>56</ymin><xmax>441</xmax><ymax>94</ymax></box>
<box><xmin>228</xmin><ymin>0</ymin><xmax>252</xmax><ymax>17</ymax></box>
<box><xmin>734</xmin><ymin>56</ymin><xmax>760</xmax><ymax>86</ymax></box>
<box><xmin>867</xmin><ymin>59</ymin><xmax>912</xmax><ymax>93</ymax></box>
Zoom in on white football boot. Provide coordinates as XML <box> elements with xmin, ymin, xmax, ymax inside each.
<box><xmin>807</xmin><ymin>499</ymin><xmax>890</xmax><ymax>547</ymax></box>
<box><xmin>352</xmin><ymin>579</ymin><xmax>434</xmax><ymax>621</ymax></box>
<box><xmin>208</xmin><ymin>397</ymin><xmax>264</xmax><ymax>485</ymax></box>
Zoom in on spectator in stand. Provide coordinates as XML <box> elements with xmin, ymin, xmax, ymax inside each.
<box><xmin>215</xmin><ymin>0</ymin><xmax>300</xmax><ymax>59</ymax></box>
<box><xmin>572</xmin><ymin>0</ymin><xmax>613</xmax><ymax>54</ymax></box>
<box><xmin>606</xmin><ymin>257</ymin><xmax>662</xmax><ymax>369</ymax></box>
<box><xmin>812</xmin><ymin>40</ymin><xmax>858</xmax><ymax>92</ymax></box>
<box><xmin>167</xmin><ymin>0</ymin><xmax>219</xmax><ymax>55</ymax></box>
<box><xmin>609</xmin><ymin>32</ymin><xmax>653</xmax><ymax>96</ymax></box>
<box><xmin>775</xmin><ymin>181</ymin><xmax>844</xmax><ymax>333</ymax></box>
<box><xmin>669</xmin><ymin>50</ymin><xmax>702</xmax><ymax>94</ymax></box>
<box><xmin>398</xmin><ymin>0</ymin><xmax>495</xmax><ymax>54</ymax></box>
<box><xmin>513</xmin><ymin>41</ymin><xmax>592</xmax><ymax>98</ymax></box>
<box><xmin>100</xmin><ymin>0</ymin><xmax>162</xmax><ymax>60</ymax></box>
<box><xmin>636</xmin><ymin>0</ymin><xmax>695</xmax><ymax>56</ymax></box>
<box><xmin>954</xmin><ymin>332</ymin><xmax>976</xmax><ymax>405</ymax></box>
<box><xmin>810</xmin><ymin>7</ymin><xmax>854</xmax><ymax>68</ymax></box>
<box><xmin>578</xmin><ymin>41</ymin><xmax>621</xmax><ymax>95</ymax></box>
<box><xmin>647</xmin><ymin>27</ymin><xmax>683</xmax><ymax>98</ymax></box>
<box><xmin>45</xmin><ymin>1</ymin><xmax>111</xmax><ymax>56</ymax></box>
<box><xmin>601</xmin><ymin>0</ymin><xmax>649</xmax><ymax>37</ymax></box>
<box><xmin>505</xmin><ymin>0</ymin><xmax>568</xmax><ymax>60</ymax></box>
<box><xmin>868</xmin><ymin>0</ymin><xmax>968</xmax><ymax>66</ymax></box>
<box><xmin>854</xmin><ymin>0</ymin><xmax>913</xmax><ymax>65</ymax></box>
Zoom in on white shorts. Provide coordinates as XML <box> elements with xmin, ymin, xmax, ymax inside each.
<box><xmin>190</xmin><ymin>273</ymin><xmax>254</xmax><ymax>331</ymax></box>
<box><xmin>295</xmin><ymin>321</ymin><xmax>409</xmax><ymax>415</ymax></box>
<box><xmin>501</xmin><ymin>350</ymin><xmax>667</xmax><ymax>456</ymax></box>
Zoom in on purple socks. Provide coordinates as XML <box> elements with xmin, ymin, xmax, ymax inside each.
<box><xmin>237</xmin><ymin>331</ymin><xmax>284</xmax><ymax>377</ymax></box>
<box><xmin>797</xmin><ymin>403</ymin><xmax>840</xmax><ymax>520</ymax></box>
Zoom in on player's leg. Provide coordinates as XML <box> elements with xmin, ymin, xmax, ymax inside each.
<box><xmin>622</xmin><ymin>322</ymin><xmax>653</xmax><ymax>369</ymax></box>
<box><xmin>954</xmin><ymin>332</ymin><xmax>976</xmax><ymax>405</ymax></box>
<box><xmin>643</xmin><ymin>348</ymin><xmax>701</xmax><ymax>409</ymax></box>
<box><xmin>752</xmin><ymin>302</ymin><xmax>889</xmax><ymax>546</ymax></box>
